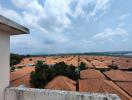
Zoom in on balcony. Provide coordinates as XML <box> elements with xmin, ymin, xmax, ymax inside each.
<box><xmin>5</xmin><ymin>87</ymin><xmax>120</xmax><ymax>100</ymax></box>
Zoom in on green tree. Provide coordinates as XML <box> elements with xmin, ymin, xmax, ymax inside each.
<box><xmin>30</xmin><ymin>61</ymin><xmax>80</xmax><ymax>88</ymax></box>
<box><xmin>108</xmin><ymin>60</ymin><xmax>118</xmax><ymax>69</ymax></box>
<box><xmin>10</xmin><ymin>53</ymin><xmax>24</xmax><ymax>66</ymax></box>
<box><xmin>30</xmin><ymin>61</ymin><xmax>49</xmax><ymax>88</ymax></box>
<box><xmin>11</xmin><ymin>66</ymin><xmax>15</xmax><ymax>72</ymax></box>
<box><xmin>79</xmin><ymin>62</ymin><xmax>86</xmax><ymax>70</ymax></box>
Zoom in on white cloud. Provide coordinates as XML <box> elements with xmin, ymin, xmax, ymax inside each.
<box><xmin>93</xmin><ymin>27</ymin><xmax>129</xmax><ymax>41</ymax></box>
<box><xmin>0</xmin><ymin>0</ymin><xmax>72</xmax><ymax>54</ymax></box>
<box><xmin>9</xmin><ymin>0</ymin><xmax>111</xmax><ymax>32</ymax></box>
<box><xmin>71</xmin><ymin>0</ymin><xmax>110</xmax><ymax>22</ymax></box>
<box><xmin>118</xmin><ymin>13</ymin><xmax>130</xmax><ymax>20</ymax></box>
<box><xmin>11</xmin><ymin>0</ymin><xmax>31</xmax><ymax>8</ymax></box>
<box><xmin>89</xmin><ymin>0</ymin><xmax>110</xmax><ymax>17</ymax></box>
<box><xmin>2</xmin><ymin>0</ymin><xmax>130</xmax><ymax>54</ymax></box>
<box><xmin>11</xmin><ymin>0</ymin><xmax>72</xmax><ymax>32</ymax></box>
<box><xmin>117</xmin><ymin>23</ymin><xmax>125</xmax><ymax>27</ymax></box>
<box><xmin>10</xmin><ymin>0</ymin><xmax>72</xmax><ymax>43</ymax></box>
<box><xmin>0</xmin><ymin>4</ymin><xmax>22</xmax><ymax>23</ymax></box>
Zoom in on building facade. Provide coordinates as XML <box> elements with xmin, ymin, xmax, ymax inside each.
<box><xmin>0</xmin><ymin>15</ymin><xmax>29</xmax><ymax>100</ymax></box>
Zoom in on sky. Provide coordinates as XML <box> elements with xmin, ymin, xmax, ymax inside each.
<box><xmin>0</xmin><ymin>0</ymin><xmax>132</xmax><ymax>55</ymax></box>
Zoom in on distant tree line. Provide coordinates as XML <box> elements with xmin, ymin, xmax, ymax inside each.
<box><xmin>25</xmin><ymin>51</ymin><xmax>132</xmax><ymax>57</ymax></box>
<box><xmin>10</xmin><ymin>53</ymin><xmax>25</xmax><ymax>67</ymax></box>
<box><xmin>10</xmin><ymin>53</ymin><xmax>33</xmax><ymax>67</ymax></box>
<box><xmin>30</xmin><ymin>61</ymin><xmax>86</xmax><ymax>88</ymax></box>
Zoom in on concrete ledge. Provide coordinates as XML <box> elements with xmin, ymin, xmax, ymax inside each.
<box><xmin>0</xmin><ymin>15</ymin><xmax>29</xmax><ymax>35</ymax></box>
<box><xmin>5</xmin><ymin>87</ymin><xmax>120</xmax><ymax>100</ymax></box>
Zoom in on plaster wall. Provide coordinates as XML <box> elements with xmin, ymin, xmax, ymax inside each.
<box><xmin>0</xmin><ymin>31</ymin><xmax>10</xmax><ymax>100</ymax></box>
<box><xmin>5</xmin><ymin>87</ymin><xmax>120</xmax><ymax>100</ymax></box>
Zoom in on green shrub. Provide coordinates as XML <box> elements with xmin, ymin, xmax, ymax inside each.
<box><xmin>11</xmin><ymin>66</ymin><xmax>15</xmax><ymax>72</ymax></box>
<box><xmin>30</xmin><ymin>61</ymin><xmax>79</xmax><ymax>88</ymax></box>
<box><xmin>79</xmin><ymin>62</ymin><xmax>86</xmax><ymax>70</ymax></box>
<box><xmin>10</xmin><ymin>53</ymin><xmax>24</xmax><ymax>66</ymax></box>
<box><xmin>108</xmin><ymin>60</ymin><xmax>118</xmax><ymax>69</ymax></box>
<box><xmin>29</xmin><ymin>58</ymin><xmax>32</xmax><ymax>61</ymax></box>
<box><xmin>30</xmin><ymin>60</ymin><xmax>50</xmax><ymax>88</ymax></box>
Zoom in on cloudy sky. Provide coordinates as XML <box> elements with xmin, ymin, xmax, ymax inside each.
<box><xmin>0</xmin><ymin>0</ymin><xmax>132</xmax><ymax>55</ymax></box>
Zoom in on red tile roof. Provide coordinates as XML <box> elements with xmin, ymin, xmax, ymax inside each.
<box><xmin>80</xmin><ymin>69</ymin><xmax>106</xmax><ymax>79</ymax></box>
<box><xmin>91</xmin><ymin>60</ymin><xmax>109</xmax><ymax>69</ymax></box>
<box><xmin>11</xmin><ymin>74</ymin><xmax>31</xmax><ymax>87</ymax></box>
<box><xmin>45</xmin><ymin>76</ymin><xmax>76</xmax><ymax>91</ymax></box>
<box><xmin>116</xmin><ymin>82</ymin><xmax>132</xmax><ymax>97</ymax></box>
<box><xmin>104</xmin><ymin>70</ymin><xmax>132</xmax><ymax>81</ymax></box>
<box><xmin>114</xmin><ymin>59</ymin><xmax>132</xmax><ymax>69</ymax></box>
<box><xmin>79</xmin><ymin>79</ymin><xmax>131</xmax><ymax>100</ymax></box>
<box><xmin>10</xmin><ymin>67</ymin><xmax>34</xmax><ymax>82</ymax></box>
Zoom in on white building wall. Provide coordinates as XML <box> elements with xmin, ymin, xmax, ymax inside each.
<box><xmin>0</xmin><ymin>31</ymin><xmax>10</xmax><ymax>100</ymax></box>
<box><xmin>5</xmin><ymin>87</ymin><xmax>120</xmax><ymax>100</ymax></box>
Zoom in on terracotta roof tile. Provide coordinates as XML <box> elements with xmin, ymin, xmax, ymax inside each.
<box><xmin>45</xmin><ymin>76</ymin><xmax>76</xmax><ymax>91</ymax></box>
<box><xmin>116</xmin><ymin>82</ymin><xmax>132</xmax><ymax>97</ymax></box>
<box><xmin>10</xmin><ymin>67</ymin><xmax>34</xmax><ymax>81</ymax></box>
<box><xmin>104</xmin><ymin>70</ymin><xmax>132</xmax><ymax>81</ymax></box>
<box><xmin>113</xmin><ymin>59</ymin><xmax>132</xmax><ymax>69</ymax></box>
<box><xmin>80</xmin><ymin>69</ymin><xmax>106</xmax><ymax>79</ymax></box>
<box><xmin>79</xmin><ymin>79</ymin><xmax>131</xmax><ymax>100</ymax></box>
<box><xmin>91</xmin><ymin>60</ymin><xmax>109</xmax><ymax>69</ymax></box>
<box><xmin>11</xmin><ymin>74</ymin><xmax>31</xmax><ymax>87</ymax></box>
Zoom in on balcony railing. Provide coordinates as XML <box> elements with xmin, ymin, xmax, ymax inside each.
<box><xmin>5</xmin><ymin>87</ymin><xmax>120</xmax><ymax>100</ymax></box>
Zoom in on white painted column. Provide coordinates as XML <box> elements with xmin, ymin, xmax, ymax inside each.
<box><xmin>0</xmin><ymin>31</ymin><xmax>10</xmax><ymax>100</ymax></box>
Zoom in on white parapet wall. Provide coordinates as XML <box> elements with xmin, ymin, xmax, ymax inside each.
<box><xmin>5</xmin><ymin>87</ymin><xmax>120</xmax><ymax>100</ymax></box>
